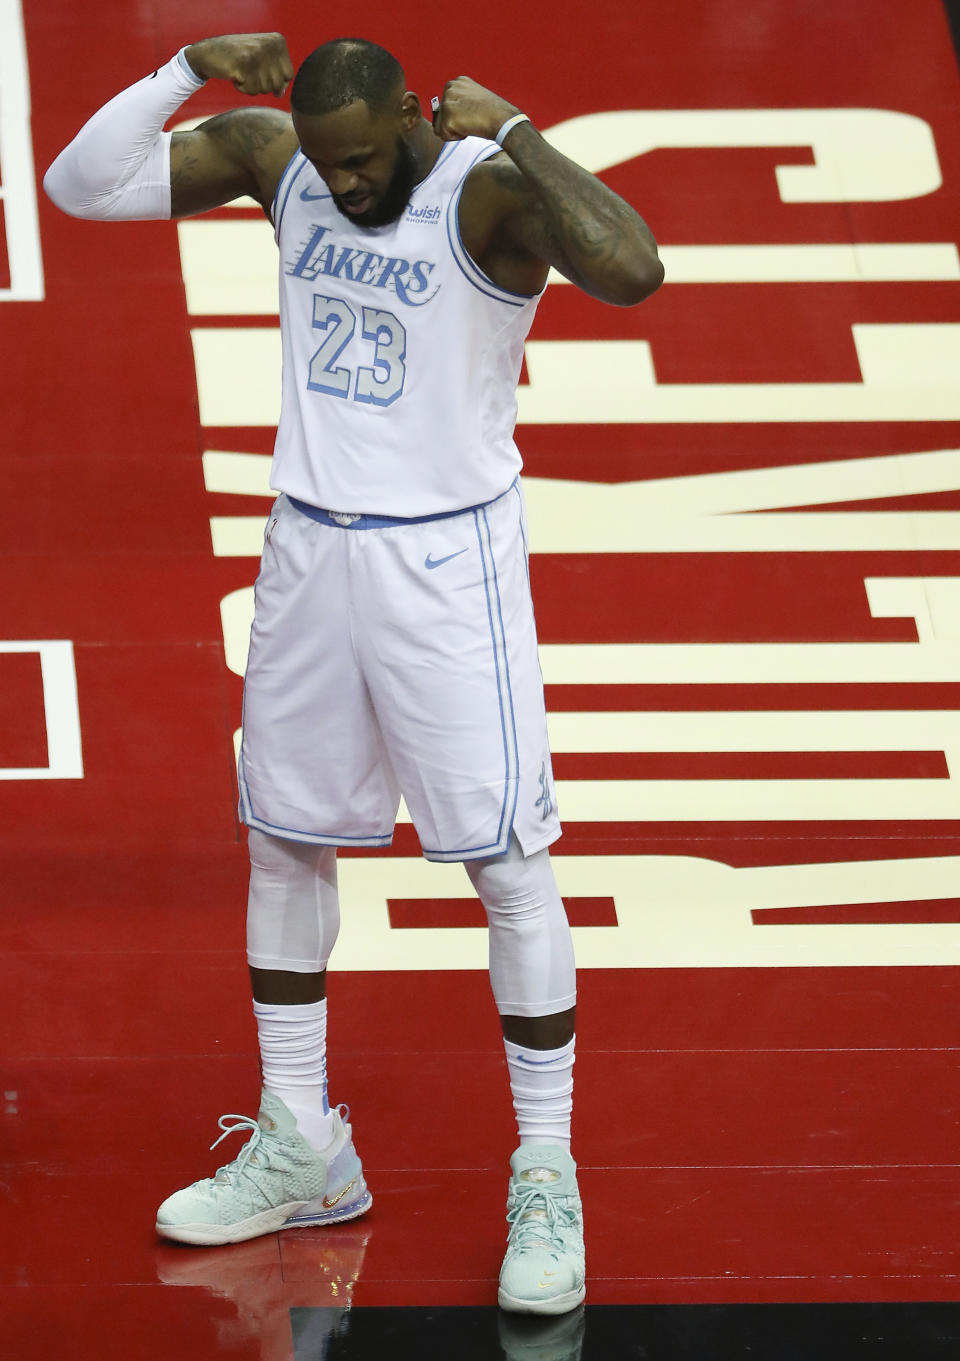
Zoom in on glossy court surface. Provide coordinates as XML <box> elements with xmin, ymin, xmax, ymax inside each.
<box><xmin>2</xmin><ymin>0</ymin><xmax>960</xmax><ymax>1356</ymax></box>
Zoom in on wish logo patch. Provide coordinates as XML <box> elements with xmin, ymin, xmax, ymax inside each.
<box><xmin>406</xmin><ymin>202</ymin><xmax>441</xmax><ymax>224</ymax></box>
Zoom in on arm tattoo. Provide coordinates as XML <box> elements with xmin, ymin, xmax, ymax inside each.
<box><xmin>169</xmin><ymin>145</ymin><xmax>201</xmax><ymax>198</ymax></box>
<box><xmin>489</xmin><ymin>136</ymin><xmax>661</xmax><ymax>300</ymax></box>
<box><xmin>171</xmin><ymin>110</ymin><xmax>293</xmax><ymax>216</ymax></box>
<box><xmin>214</xmin><ymin>109</ymin><xmax>290</xmax><ymax>157</ymax></box>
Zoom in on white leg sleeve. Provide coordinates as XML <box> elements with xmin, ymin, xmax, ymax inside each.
<box><xmin>246</xmin><ymin>829</ymin><xmax>341</xmax><ymax>974</ymax></box>
<box><xmin>43</xmin><ymin>49</ymin><xmax>204</xmax><ymax>220</ymax></box>
<box><xmin>464</xmin><ymin>836</ymin><xmax>577</xmax><ymax>1018</ymax></box>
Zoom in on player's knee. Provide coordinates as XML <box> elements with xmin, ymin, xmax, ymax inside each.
<box><xmin>248</xmin><ymin>827</ymin><xmax>337</xmax><ymax>880</ymax></box>
<box><xmin>467</xmin><ymin>838</ymin><xmax>576</xmax><ymax>1017</ymax></box>
<box><xmin>246</xmin><ymin>830</ymin><xmax>340</xmax><ymax>973</ymax></box>
<box><xmin>465</xmin><ymin>837</ymin><xmax>556</xmax><ymax>923</ymax></box>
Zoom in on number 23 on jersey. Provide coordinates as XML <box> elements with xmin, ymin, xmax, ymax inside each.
<box><xmin>307</xmin><ymin>291</ymin><xmax>407</xmax><ymax>407</ymax></box>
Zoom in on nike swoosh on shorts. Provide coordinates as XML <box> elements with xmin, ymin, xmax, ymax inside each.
<box><xmin>424</xmin><ymin>549</ymin><xmax>468</xmax><ymax>570</ymax></box>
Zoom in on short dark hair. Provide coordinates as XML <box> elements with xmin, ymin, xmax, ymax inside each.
<box><xmin>291</xmin><ymin>38</ymin><xmax>405</xmax><ymax>117</ymax></box>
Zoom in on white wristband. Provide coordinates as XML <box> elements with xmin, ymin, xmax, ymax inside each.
<box><xmin>175</xmin><ymin>47</ymin><xmax>207</xmax><ymax>87</ymax></box>
<box><xmin>495</xmin><ymin>113</ymin><xmax>530</xmax><ymax>147</ymax></box>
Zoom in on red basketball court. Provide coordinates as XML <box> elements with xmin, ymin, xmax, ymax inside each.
<box><xmin>3</xmin><ymin>1</ymin><xmax>960</xmax><ymax>1356</ymax></box>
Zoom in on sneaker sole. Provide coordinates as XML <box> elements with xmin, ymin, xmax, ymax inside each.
<box><xmin>282</xmin><ymin>1188</ymin><xmax>373</xmax><ymax>1229</ymax></box>
<box><xmin>498</xmin><ymin>1283</ymin><xmax>586</xmax><ymax>1315</ymax></box>
<box><xmin>155</xmin><ymin>1190</ymin><xmax>373</xmax><ymax>1246</ymax></box>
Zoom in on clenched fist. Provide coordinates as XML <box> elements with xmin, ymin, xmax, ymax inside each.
<box><xmin>184</xmin><ymin>33</ymin><xmax>293</xmax><ymax>96</ymax></box>
<box><xmin>432</xmin><ymin>76</ymin><xmax>523</xmax><ymax>142</ymax></box>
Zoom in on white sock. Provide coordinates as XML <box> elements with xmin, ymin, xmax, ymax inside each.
<box><xmin>253</xmin><ymin>999</ymin><xmax>336</xmax><ymax>1151</ymax></box>
<box><xmin>503</xmin><ymin>1036</ymin><xmax>575</xmax><ymax>1148</ymax></box>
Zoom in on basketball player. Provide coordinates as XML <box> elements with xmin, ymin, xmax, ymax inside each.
<box><xmin>45</xmin><ymin>32</ymin><xmax>663</xmax><ymax>1315</ymax></box>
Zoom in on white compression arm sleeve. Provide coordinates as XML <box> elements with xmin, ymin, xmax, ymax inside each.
<box><xmin>43</xmin><ymin>49</ymin><xmax>205</xmax><ymax>221</ymax></box>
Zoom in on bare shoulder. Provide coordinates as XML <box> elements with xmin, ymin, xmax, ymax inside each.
<box><xmin>457</xmin><ymin>151</ymin><xmax>537</xmax><ymax>259</ymax></box>
<box><xmin>460</xmin><ymin>149</ymin><xmax>537</xmax><ymax>219</ymax></box>
<box><xmin>171</xmin><ymin>108</ymin><xmax>299</xmax><ymax>219</ymax></box>
<box><xmin>457</xmin><ymin>150</ymin><xmax>549</xmax><ymax>295</ymax></box>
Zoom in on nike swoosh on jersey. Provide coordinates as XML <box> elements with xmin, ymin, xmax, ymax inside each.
<box><xmin>300</xmin><ymin>187</ymin><xmax>331</xmax><ymax>201</ymax></box>
<box><xmin>424</xmin><ymin>548</ymin><xmax>468</xmax><ymax>570</ymax></box>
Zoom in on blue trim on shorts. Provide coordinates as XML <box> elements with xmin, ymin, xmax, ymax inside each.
<box><xmin>243</xmin><ymin>813</ymin><xmax>394</xmax><ymax>847</ymax></box>
<box><xmin>480</xmin><ymin>502</ymin><xmax>521</xmax><ymax>843</ymax></box>
<box><xmin>238</xmin><ymin>747</ymin><xmax>394</xmax><ymax>846</ymax></box>
<box><xmin>511</xmin><ymin>481</ymin><xmax>532</xmax><ymax>589</ymax></box>
<box><xmin>417</xmin><ymin>500</ymin><xmax>519</xmax><ymax>862</ymax></box>
<box><xmin>288</xmin><ymin>480</ymin><xmax>517</xmax><ymax>531</ymax></box>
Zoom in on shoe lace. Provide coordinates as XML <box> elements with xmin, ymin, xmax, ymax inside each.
<box><xmin>208</xmin><ymin>1114</ymin><xmax>290</xmax><ymax>1184</ymax></box>
<box><xmin>506</xmin><ymin>1182</ymin><xmax>578</xmax><ymax>1252</ymax></box>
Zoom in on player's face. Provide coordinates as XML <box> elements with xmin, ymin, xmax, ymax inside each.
<box><xmin>294</xmin><ymin>101</ymin><xmax>418</xmax><ymax>229</ymax></box>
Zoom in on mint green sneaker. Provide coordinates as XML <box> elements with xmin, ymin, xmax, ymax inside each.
<box><xmin>498</xmin><ymin>1145</ymin><xmax>586</xmax><ymax>1315</ymax></box>
<box><xmin>155</xmin><ymin>1091</ymin><xmax>372</xmax><ymax>1245</ymax></box>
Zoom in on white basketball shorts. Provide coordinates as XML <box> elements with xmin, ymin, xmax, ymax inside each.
<box><xmin>238</xmin><ymin>480</ymin><xmax>561</xmax><ymax>862</ymax></box>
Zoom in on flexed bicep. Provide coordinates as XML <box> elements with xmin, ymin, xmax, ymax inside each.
<box><xmin>44</xmin><ymin>37</ymin><xmax>297</xmax><ymax>225</ymax></box>
<box><xmin>170</xmin><ymin>110</ymin><xmax>297</xmax><ymax>218</ymax></box>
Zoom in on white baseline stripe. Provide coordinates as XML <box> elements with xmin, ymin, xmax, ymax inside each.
<box><xmin>538</xmin><ymin>642</ymin><xmax>960</xmax><ymax>685</ymax></box>
<box><xmin>551</xmin><ymin>243</ymin><xmax>960</xmax><ymax>285</ymax></box>
<box><xmin>546</xmin><ymin>710</ymin><xmax>960</xmax><ymax>753</ymax></box>
<box><xmin>0</xmin><ymin>641</ymin><xmax>82</xmax><ymax>779</ymax></box>
<box><xmin>210</xmin><ymin>509</ymin><xmax>960</xmax><ymax>556</ymax></box>
<box><xmin>0</xmin><ymin>0</ymin><xmax>44</xmax><ymax>300</ymax></box>
<box><xmin>396</xmin><ymin>776</ymin><xmax>960</xmax><ymax>823</ymax></box>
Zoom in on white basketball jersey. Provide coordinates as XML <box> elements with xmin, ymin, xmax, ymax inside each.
<box><xmin>269</xmin><ymin>137</ymin><xmax>543</xmax><ymax>517</ymax></box>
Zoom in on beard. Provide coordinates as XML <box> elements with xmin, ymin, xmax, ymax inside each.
<box><xmin>333</xmin><ymin>136</ymin><xmax>418</xmax><ymax>229</ymax></box>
